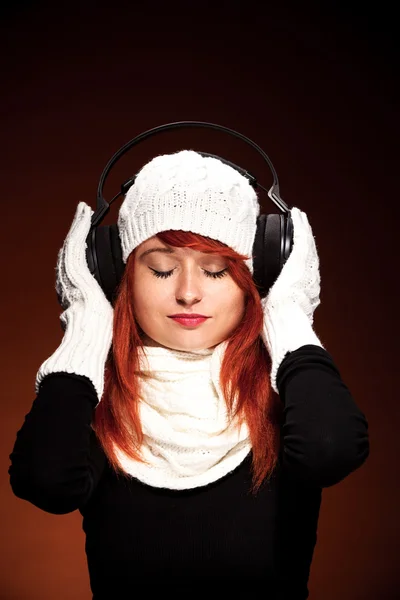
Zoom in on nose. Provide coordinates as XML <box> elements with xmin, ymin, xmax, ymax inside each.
<box><xmin>174</xmin><ymin>269</ymin><xmax>203</xmax><ymax>306</ymax></box>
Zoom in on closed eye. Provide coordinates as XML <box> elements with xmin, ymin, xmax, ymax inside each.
<box><xmin>149</xmin><ymin>268</ymin><xmax>228</xmax><ymax>280</ymax></box>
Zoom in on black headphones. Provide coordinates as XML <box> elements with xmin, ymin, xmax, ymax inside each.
<box><xmin>84</xmin><ymin>121</ymin><xmax>293</xmax><ymax>304</ymax></box>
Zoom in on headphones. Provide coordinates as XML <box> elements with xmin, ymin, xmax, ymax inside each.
<box><xmin>84</xmin><ymin>121</ymin><xmax>293</xmax><ymax>304</ymax></box>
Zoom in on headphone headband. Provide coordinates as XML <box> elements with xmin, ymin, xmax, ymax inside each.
<box><xmin>91</xmin><ymin>121</ymin><xmax>290</xmax><ymax>228</ymax></box>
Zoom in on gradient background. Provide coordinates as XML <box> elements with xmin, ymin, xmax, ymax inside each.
<box><xmin>1</xmin><ymin>1</ymin><xmax>398</xmax><ymax>598</ymax></box>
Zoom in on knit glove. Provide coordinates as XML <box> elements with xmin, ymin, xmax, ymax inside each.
<box><xmin>261</xmin><ymin>207</ymin><xmax>325</xmax><ymax>394</ymax></box>
<box><xmin>35</xmin><ymin>202</ymin><xmax>114</xmax><ymax>402</ymax></box>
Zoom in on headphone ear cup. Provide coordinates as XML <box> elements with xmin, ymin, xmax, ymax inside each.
<box><xmin>89</xmin><ymin>224</ymin><xmax>125</xmax><ymax>305</ymax></box>
<box><xmin>253</xmin><ymin>214</ymin><xmax>291</xmax><ymax>298</ymax></box>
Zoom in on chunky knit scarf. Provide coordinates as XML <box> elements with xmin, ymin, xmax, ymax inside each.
<box><xmin>113</xmin><ymin>340</ymin><xmax>252</xmax><ymax>490</ymax></box>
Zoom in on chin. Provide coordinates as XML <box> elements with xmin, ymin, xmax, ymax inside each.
<box><xmin>169</xmin><ymin>338</ymin><xmax>222</xmax><ymax>352</ymax></box>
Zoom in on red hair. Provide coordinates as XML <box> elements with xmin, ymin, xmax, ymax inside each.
<box><xmin>92</xmin><ymin>230</ymin><xmax>282</xmax><ymax>494</ymax></box>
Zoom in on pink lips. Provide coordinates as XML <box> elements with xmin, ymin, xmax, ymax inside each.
<box><xmin>169</xmin><ymin>316</ymin><xmax>209</xmax><ymax>327</ymax></box>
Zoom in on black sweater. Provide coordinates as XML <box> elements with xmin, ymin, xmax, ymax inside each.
<box><xmin>9</xmin><ymin>345</ymin><xmax>370</xmax><ymax>599</ymax></box>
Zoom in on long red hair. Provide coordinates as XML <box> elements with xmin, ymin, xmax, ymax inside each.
<box><xmin>92</xmin><ymin>230</ymin><xmax>282</xmax><ymax>494</ymax></box>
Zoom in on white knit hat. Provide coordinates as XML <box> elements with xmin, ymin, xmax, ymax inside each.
<box><xmin>117</xmin><ymin>149</ymin><xmax>260</xmax><ymax>273</ymax></box>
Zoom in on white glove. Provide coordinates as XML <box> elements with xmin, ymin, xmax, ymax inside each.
<box><xmin>35</xmin><ymin>202</ymin><xmax>114</xmax><ymax>402</ymax></box>
<box><xmin>261</xmin><ymin>207</ymin><xmax>325</xmax><ymax>394</ymax></box>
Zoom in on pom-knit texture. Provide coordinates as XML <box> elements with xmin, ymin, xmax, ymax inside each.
<box><xmin>113</xmin><ymin>340</ymin><xmax>252</xmax><ymax>490</ymax></box>
<box><xmin>118</xmin><ymin>150</ymin><xmax>260</xmax><ymax>273</ymax></box>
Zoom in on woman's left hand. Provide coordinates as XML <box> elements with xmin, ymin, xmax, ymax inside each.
<box><xmin>261</xmin><ymin>207</ymin><xmax>325</xmax><ymax>393</ymax></box>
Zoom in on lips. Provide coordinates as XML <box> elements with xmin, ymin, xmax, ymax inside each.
<box><xmin>169</xmin><ymin>315</ymin><xmax>210</xmax><ymax>327</ymax></box>
<box><xmin>169</xmin><ymin>314</ymin><xmax>209</xmax><ymax>318</ymax></box>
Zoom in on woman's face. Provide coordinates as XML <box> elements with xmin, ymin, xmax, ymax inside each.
<box><xmin>131</xmin><ymin>236</ymin><xmax>246</xmax><ymax>351</ymax></box>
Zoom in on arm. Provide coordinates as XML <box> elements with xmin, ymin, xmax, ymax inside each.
<box><xmin>9</xmin><ymin>202</ymin><xmax>113</xmax><ymax>514</ymax></box>
<box><xmin>261</xmin><ymin>208</ymin><xmax>369</xmax><ymax>486</ymax></box>
<box><xmin>9</xmin><ymin>373</ymin><xmax>106</xmax><ymax>514</ymax></box>
<box><xmin>276</xmin><ymin>344</ymin><xmax>370</xmax><ymax>487</ymax></box>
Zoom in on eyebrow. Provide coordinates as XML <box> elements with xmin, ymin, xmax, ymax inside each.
<box><xmin>138</xmin><ymin>247</ymin><xmax>175</xmax><ymax>260</ymax></box>
<box><xmin>138</xmin><ymin>247</ymin><xmax>224</xmax><ymax>262</ymax></box>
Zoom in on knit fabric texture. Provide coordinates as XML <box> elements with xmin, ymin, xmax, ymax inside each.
<box><xmin>117</xmin><ymin>150</ymin><xmax>260</xmax><ymax>273</ymax></box>
<box><xmin>113</xmin><ymin>340</ymin><xmax>251</xmax><ymax>490</ymax></box>
<box><xmin>35</xmin><ymin>202</ymin><xmax>114</xmax><ymax>400</ymax></box>
<box><xmin>261</xmin><ymin>208</ymin><xmax>325</xmax><ymax>393</ymax></box>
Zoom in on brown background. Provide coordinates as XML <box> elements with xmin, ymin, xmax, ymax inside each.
<box><xmin>1</xmin><ymin>1</ymin><xmax>398</xmax><ymax>598</ymax></box>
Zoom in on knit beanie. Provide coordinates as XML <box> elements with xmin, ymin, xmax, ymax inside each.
<box><xmin>117</xmin><ymin>149</ymin><xmax>260</xmax><ymax>273</ymax></box>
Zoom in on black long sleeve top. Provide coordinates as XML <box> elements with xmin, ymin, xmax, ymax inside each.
<box><xmin>9</xmin><ymin>345</ymin><xmax>370</xmax><ymax>599</ymax></box>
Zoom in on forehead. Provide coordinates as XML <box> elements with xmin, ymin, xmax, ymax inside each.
<box><xmin>137</xmin><ymin>237</ymin><xmax>205</xmax><ymax>259</ymax></box>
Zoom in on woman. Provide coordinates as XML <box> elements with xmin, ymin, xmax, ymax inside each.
<box><xmin>9</xmin><ymin>150</ymin><xmax>369</xmax><ymax>597</ymax></box>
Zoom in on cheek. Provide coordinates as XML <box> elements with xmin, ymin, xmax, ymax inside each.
<box><xmin>132</xmin><ymin>278</ymin><xmax>168</xmax><ymax>317</ymax></box>
<box><xmin>132</xmin><ymin>280</ymin><xmax>150</xmax><ymax>317</ymax></box>
<box><xmin>214</xmin><ymin>283</ymin><xmax>245</xmax><ymax>316</ymax></box>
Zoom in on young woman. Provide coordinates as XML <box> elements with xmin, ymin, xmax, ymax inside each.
<box><xmin>9</xmin><ymin>150</ymin><xmax>369</xmax><ymax>598</ymax></box>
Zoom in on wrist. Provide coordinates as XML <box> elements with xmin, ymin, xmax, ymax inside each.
<box><xmin>35</xmin><ymin>303</ymin><xmax>113</xmax><ymax>401</ymax></box>
<box><xmin>261</xmin><ymin>302</ymin><xmax>324</xmax><ymax>394</ymax></box>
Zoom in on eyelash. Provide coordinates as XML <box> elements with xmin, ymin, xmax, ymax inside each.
<box><xmin>150</xmin><ymin>268</ymin><xmax>228</xmax><ymax>280</ymax></box>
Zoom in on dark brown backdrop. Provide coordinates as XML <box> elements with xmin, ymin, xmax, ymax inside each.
<box><xmin>1</xmin><ymin>1</ymin><xmax>398</xmax><ymax>598</ymax></box>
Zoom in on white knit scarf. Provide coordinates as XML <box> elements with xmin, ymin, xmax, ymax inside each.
<box><xmin>113</xmin><ymin>340</ymin><xmax>252</xmax><ymax>490</ymax></box>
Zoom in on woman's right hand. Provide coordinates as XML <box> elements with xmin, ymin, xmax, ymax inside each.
<box><xmin>35</xmin><ymin>202</ymin><xmax>114</xmax><ymax>402</ymax></box>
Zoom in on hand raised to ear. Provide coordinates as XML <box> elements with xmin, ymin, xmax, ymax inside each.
<box><xmin>35</xmin><ymin>202</ymin><xmax>114</xmax><ymax>402</ymax></box>
<box><xmin>55</xmin><ymin>202</ymin><xmax>111</xmax><ymax>310</ymax></box>
<box><xmin>261</xmin><ymin>207</ymin><xmax>325</xmax><ymax>394</ymax></box>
